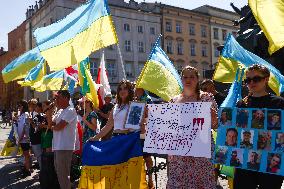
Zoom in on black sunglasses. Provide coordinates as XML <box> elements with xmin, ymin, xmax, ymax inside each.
<box><xmin>244</xmin><ymin>76</ymin><xmax>265</xmax><ymax>84</ymax></box>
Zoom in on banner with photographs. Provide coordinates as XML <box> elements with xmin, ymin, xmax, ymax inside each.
<box><xmin>214</xmin><ymin>108</ymin><xmax>284</xmax><ymax>175</ymax></box>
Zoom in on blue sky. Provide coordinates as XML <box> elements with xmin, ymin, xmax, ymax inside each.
<box><xmin>0</xmin><ymin>0</ymin><xmax>247</xmax><ymax>50</ymax></box>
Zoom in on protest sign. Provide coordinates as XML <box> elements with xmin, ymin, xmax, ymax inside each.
<box><xmin>143</xmin><ymin>102</ymin><xmax>212</xmax><ymax>158</ymax></box>
<box><xmin>215</xmin><ymin>108</ymin><xmax>284</xmax><ymax>175</ymax></box>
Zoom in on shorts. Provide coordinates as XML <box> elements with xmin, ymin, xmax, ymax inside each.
<box><xmin>41</xmin><ymin>131</ymin><xmax>53</xmax><ymax>149</ymax></box>
<box><xmin>20</xmin><ymin>143</ymin><xmax>31</xmax><ymax>151</ymax></box>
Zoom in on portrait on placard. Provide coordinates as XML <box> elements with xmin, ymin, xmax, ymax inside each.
<box><xmin>251</xmin><ymin>109</ymin><xmax>265</xmax><ymax>129</ymax></box>
<box><xmin>266</xmin><ymin>153</ymin><xmax>281</xmax><ymax>174</ymax></box>
<box><xmin>125</xmin><ymin>102</ymin><xmax>146</xmax><ymax>130</ymax></box>
<box><xmin>230</xmin><ymin>148</ymin><xmax>243</xmax><ymax>167</ymax></box>
<box><xmin>267</xmin><ymin>110</ymin><xmax>281</xmax><ymax>130</ymax></box>
<box><xmin>236</xmin><ymin>109</ymin><xmax>249</xmax><ymax>128</ymax></box>
<box><xmin>225</xmin><ymin>128</ymin><xmax>238</xmax><ymax>147</ymax></box>
<box><xmin>275</xmin><ymin>132</ymin><xmax>284</xmax><ymax>152</ymax></box>
<box><xmin>220</xmin><ymin>108</ymin><xmax>232</xmax><ymax>126</ymax></box>
<box><xmin>246</xmin><ymin>150</ymin><xmax>261</xmax><ymax>171</ymax></box>
<box><xmin>214</xmin><ymin>146</ymin><xmax>228</xmax><ymax>164</ymax></box>
<box><xmin>257</xmin><ymin>131</ymin><xmax>272</xmax><ymax>151</ymax></box>
<box><xmin>240</xmin><ymin>130</ymin><xmax>254</xmax><ymax>149</ymax></box>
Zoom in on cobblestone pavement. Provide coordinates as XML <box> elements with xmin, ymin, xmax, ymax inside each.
<box><xmin>1</xmin><ymin>124</ymin><xmax>283</xmax><ymax>189</ymax></box>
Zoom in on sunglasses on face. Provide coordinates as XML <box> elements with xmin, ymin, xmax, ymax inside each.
<box><xmin>244</xmin><ymin>76</ymin><xmax>265</xmax><ymax>84</ymax></box>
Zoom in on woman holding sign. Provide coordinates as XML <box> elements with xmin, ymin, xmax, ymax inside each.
<box><xmin>234</xmin><ymin>64</ymin><xmax>284</xmax><ymax>189</ymax></box>
<box><xmin>166</xmin><ymin>66</ymin><xmax>218</xmax><ymax>189</ymax></box>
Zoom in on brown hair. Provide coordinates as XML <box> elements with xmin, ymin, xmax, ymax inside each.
<box><xmin>116</xmin><ymin>80</ymin><xmax>134</xmax><ymax>106</ymax></box>
<box><xmin>181</xmin><ymin>66</ymin><xmax>201</xmax><ymax>100</ymax></box>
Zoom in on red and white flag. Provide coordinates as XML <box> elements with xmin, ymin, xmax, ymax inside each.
<box><xmin>96</xmin><ymin>51</ymin><xmax>111</xmax><ymax>108</ymax></box>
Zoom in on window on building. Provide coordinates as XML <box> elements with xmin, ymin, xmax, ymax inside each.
<box><xmin>138</xmin><ymin>41</ymin><xmax>144</xmax><ymax>53</ymax></box>
<box><xmin>138</xmin><ymin>62</ymin><xmax>145</xmax><ymax>74</ymax></box>
<box><xmin>202</xmin><ymin>45</ymin><xmax>207</xmax><ymax>57</ymax></box>
<box><xmin>124</xmin><ymin>23</ymin><xmax>130</xmax><ymax>31</ymax></box>
<box><xmin>138</xmin><ymin>25</ymin><xmax>143</xmax><ymax>33</ymax></box>
<box><xmin>177</xmin><ymin>41</ymin><xmax>183</xmax><ymax>55</ymax></box>
<box><xmin>213</xmin><ymin>28</ymin><xmax>219</xmax><ymax>39</ymax></box>
<box><xmin>50</xmin><ymin>18</ymin><xmax>54</xmax><ymax>24</ymax></box>
<box><xmin>106</xmin><ymin>60</ymin><xmax>116</xmax><ymax>77</ymax></box>
<box><xmin>150</xmin><ymin>42</ymin><xmax>155</xmax><ymax>49</ymax></box>
<box><xmin>166</xmin><ymin>40</ymin><xmax>173</xmax><ymax>54</ymax></box>
<box><xmin>222</xmin><ymin>29</ymin><xmax>227</xmax><ymax>40</ymax></box>
<box><xmin>176</xmin><ymin>21</ymin><xmax>182</xmax><ymax>33</ymax></box>
<box><xmin>125</xmin><ymin>61</ymin><xmax>134</xmax><ymax>78</ymax></box>
<box><xmin>166</xmin><ymin>21</ymin><xmax>172</xmax><ymax>32</ymax></box>
<box><xmin>189</xmin><ymin>24</ymin><xmax>195</xmax><ymax>35</ymax></box>
<box><xmin>190</xmin><ymin>43</ymin><xmax>196</xmax><ymax>56</ymax></box>
<box><xmin>107</xmin><ymin>44</ymin><xmax>115</xmax><ymax>50</ymax></box>
<box><xmin>201</xmin><ymin>25</ymin><xmax>207</xmax><ymax>37</ymax></box>
<box><xmin>202</xmin><ymin>62</ymin><xmax>209</xmax><ymax>78</ymax></box>
<box><xmin>89</xmin><ymin>59</ymin><xmax>98</xmax><ymax>77</ymax></box>
<box><xmin>175</xmin><ymin>61</ymin><xmax>184</xmax><ymax>74</ymax></box>
<box><xmin>214</xmin><ymin>46</ymin><xmax>219</xmax><ymax>57</ymax></box>
<box><xmin>150</xmin><ymin>27</ymin><xmax>155</xmax><ymax>35</ymax></box>
<box><xmin>125</xmin><ymin>40</ymin><xmax>131</xmax><ymax>52</ymax></box>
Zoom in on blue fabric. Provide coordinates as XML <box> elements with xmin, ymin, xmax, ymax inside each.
<box><xmin>82</xmin><ymin>132</ymin><xmax>143</xmax><ymax>166</ymax></box>
<box><xmin>222</xmin><ymin>34</ymin><xmax>284</xmax><ymax>94</ymax></box>
<box><xmin>34</xmin><ymin>0</ymin><xmax>110</xmax><ymax>51</ymax></box>
<box><xmin>22</xmin><ymin>58</ymin><xmax>45</xmax><ymax>82</ymax></box>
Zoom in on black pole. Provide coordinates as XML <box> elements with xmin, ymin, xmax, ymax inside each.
<box><xmin>154</xmin><ymin>155</ymin><xmax>158</xmax><ymax>189</ymax></box>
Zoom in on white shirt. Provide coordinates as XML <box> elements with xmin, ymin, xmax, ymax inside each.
<box><xmin>113</xmin><ymin>104</ymin><xmax>129</xmax><ymax>131</ymax></box>
<box><xmin>16</xmin><ymin>112</ymin><xmax>29</xmax><ymax>143</ymax></box>
<box><xmin>52</xmin><ymin>106</ymin><xmax>78</xmax><ymax>151</ymax></box>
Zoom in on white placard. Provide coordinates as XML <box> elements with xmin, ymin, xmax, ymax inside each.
<box><xmin>143</xmin><ymin>102</ymin><xmax>212</xmax><ymax>158</ymax></box>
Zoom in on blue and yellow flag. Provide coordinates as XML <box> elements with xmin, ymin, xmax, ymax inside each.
<box><xmin>17</xmin><ymin>58</ymin><xmax>46</xmax><ymax>87</ymax></box>
<box><xmin>2</xmin><ymin>48</ymin><xmax>43</xmax><ymax>83</ymax></box>
<box><xmin>79</xmin><ymin>132</ymin><xmax>148</xmax><ymax>189</ymax></box>
<box><xmin>34</xmin><ymin>0</ymin><xmax>118</xmax><ymax>71</ymax></box>
<box><xmin>136</xmin><ymin>36</ymin><xmax>183</xmax><ymax>101</ymax></box>
<box><xmin>31</xmin><ymin>70</ymin><xmax>68</xmax><ymax>92</ymax></box>
<box><xmin>213</xmin><ymin>34</ymin><xmax>284</xmax><ymax>96</ymax></box>
<box><xmin>78</xmin><ymin>58</ymin><xmax>100</xmax><ymax>108</ymax></box>
<box><xmin>249</xmin><ymin>0</ymin><xmax>284</xmax><ymax>54</ymax></box>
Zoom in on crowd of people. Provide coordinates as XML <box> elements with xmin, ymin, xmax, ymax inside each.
<box><xmin>5</xmin><ymin>64</ymin><xmax>284</xmax><ymax>189</ymax></box>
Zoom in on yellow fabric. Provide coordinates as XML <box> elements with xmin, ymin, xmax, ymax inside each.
<box><xmin>41</xmin><ymin>16</ymin><xmax>118</xmax><ymax>71</ymax></box>
<box><xmin>2</xmin><ymin>61</ymin><xmax>38</xmax><ymax>83</ymax></box>
<box><xmin>228</xmin><ymin>177</ymin><xmax>234</xmax><ymax>189</ymax></box>
<box><xmin>31</xmin><ymin>78</ymin><xmax>67</xmax><ymax>92</ymax></box>
<box><xmin>1</xmin><ymin>139</ymin><xmax>22</xmax><ymax>156</ymax></box>
<box><xmin>249</xmin><ymin>0</ymin><xmax>284</xmax><ymax>54</ymax></box>
<box><xmin>78</xmin><ymin>156</ymin><xmax>148</xmax><ymax>189</ymax></box>
<box><xmin>136</xmin><ymin>60</ymin><xmax>181</xmax><ymax>101</ymax></box>
<box><xmin>213</xmin><ymin>57</ymin><xmax>281</xmax><ymax>96</ymax></box>
<box><xmin>85</xmin><ymin>67</ymin><xmax>100</xmax><ymax>109</ymax></box>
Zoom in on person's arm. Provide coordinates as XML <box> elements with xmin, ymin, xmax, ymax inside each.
<box><xmin>89</xmin><ymin>109</ymin><xmax>114</xmax><ymax>141</ymax></box>
<box><xmin>95</xmin><ymin>108</ymin><xmax>110</xmax><ymax>119</ymax></box>
<box><xmin>52</xmin><ymin>120</ymin><xmax>68</xmax><ymax>131</ymax></box>
<box><xmin>140</xmin><ymin>106</ymin><xmax>148</xmax><ymax>134</ymax></box>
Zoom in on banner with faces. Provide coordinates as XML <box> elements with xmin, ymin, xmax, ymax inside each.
<box><xmin>214</xmin><ymin>108</ymin><xmax>284</xmax><ymax>175</ymax></box>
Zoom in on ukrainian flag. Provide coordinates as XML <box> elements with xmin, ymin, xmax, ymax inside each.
<box><xmin>17</xmin><ymin>58</ymin><xmax>46</xmax><ymax>87</ymax></box>
<box><xmin>79</xmin><ymin>132</ymin><xmax>148</xmax><ymax>189</ymax></box>
<box><xmin>2</xmin><ymin>48</ymin><xmax>43</xmax><ymax>83</ymax></box>
<box><xmin>213</xmin><ymin>34</ymin><xmax>284</xmax><ymax>96</ymax></box>
<box><xmin>78</xmin><ymin>58</ymin><xmax>100</xmax><ymax>108</ymax></box>
<box><xmin>136</xmin><ymin>36</ymin><xmax>183</xmax><ymax>101</ymax></box>
<box><xmin>34</xmin><ymin>0</ymin><xmax>118</xmax><ymax>71</ymax></box>
<box><xmin>31</xmin><ymin>70</ymin><xmax>68</xmax><ymax>92</ymax></box>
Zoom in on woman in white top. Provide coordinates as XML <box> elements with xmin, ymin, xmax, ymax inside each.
<box><xmin>89</xmin><ymin>80</ymin><xmax>135</xmax><ymax>140</ymax></box>
<box><xmin>15</xmin><ymin>100</ymin><xmax>32</xmax><ymax>177</ymax></box>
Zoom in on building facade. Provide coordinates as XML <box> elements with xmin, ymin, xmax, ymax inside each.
<box><xmin>89</xmin><ymin>0</ymin><xmax>161</xmax><ymax>91</ymax></box>
<box><xmin>194</xmin><ymin>5</ymin><xmax>239</xmax><ymax>68</ymax></box>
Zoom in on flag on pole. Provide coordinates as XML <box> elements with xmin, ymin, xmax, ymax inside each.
<box><xmin>96</xmin><ymin>51</ymin><xmax>111</xmax><ymax>108</ymax></box>
<box><xmin>34</xmin><ymin>0</ymin><xmax>118</xmax><ymax>71</ymax></box>
<box><xmin>213</xmin><ymin>34</ymin><xmax>284</xmax><ymax>96</ymax></box>
<box><xmin>17</xmin><ymin>58</ymin><xmax>46</xmax><ymax>87</ymax></box>
<box><xmin>78</xmin><ymin>58</ymin><xmax>100</xmax><ymax>108</ymax></box>
<box><xmin>136</xmin><ymin>35</ymin><xmax>183</xmax><ymax>101</ymax></box>
<box><xmin>249</xmin><ymin>0</ymin><xmax>284</xmax><ymax>54</ymax></box>
<box><xmin>2</xmin><ymin>48</ymin><xmax>43</xmax><ymax>83</ymax></box>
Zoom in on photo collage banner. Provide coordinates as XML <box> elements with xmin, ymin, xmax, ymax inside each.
<box><xmin>214</xmin><ymin>108</ymin><xmax>284</xmax><ymax>175</ymax></box>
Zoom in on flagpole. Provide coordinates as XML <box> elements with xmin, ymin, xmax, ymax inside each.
<box><xmin>116</xmin><ymin>42</ymin><xmax>126</xmax><ymax>80</ymax></box>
